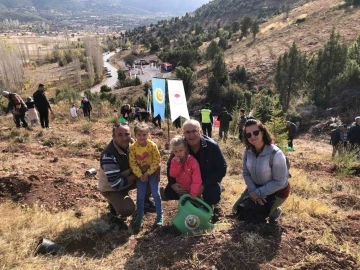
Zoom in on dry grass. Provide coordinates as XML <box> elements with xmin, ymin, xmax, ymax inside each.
<box><xmin>0</xmin><ymin>121</ymin><xmax>360</xmax><ymax>268</ymax></box>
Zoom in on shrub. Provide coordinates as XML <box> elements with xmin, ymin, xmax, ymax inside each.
<box><xmin>55</xmin><ymin>84</ymin><xmax>79</xmax><ymax>103</ymax></box>
<box><xmin>333</xmin><ymin>148</ymin><xmax>359</xmax><ymax>178</ymax></box>
<box><xmin>100</xmin><ymin>85</ymin><xmax>112</xmax><ymax>93</ymax></box>
<box><xmin>295</xmin><ymin>17</ymin><xmax>306</xmax><ymax>24</ymax></box>
<box><xmin>134</xmin><ymin>96</ymin><xmax>147</xmax><ymax>108</ymax></box>
<box><xmin>81</xmin><ymin>123</ymin><xmax>92</xmax><ymax>134</ymax></box>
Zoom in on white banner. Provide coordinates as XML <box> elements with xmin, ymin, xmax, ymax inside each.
<box><xmin>167</xmin><ymin>80</ymin><xmax>190</xmax><ymax>122</ymax></box>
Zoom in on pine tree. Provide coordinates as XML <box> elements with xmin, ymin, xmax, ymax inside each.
<box><xmin>240</xmin><ymin>16</ymin><xmax>252</xmax><ymax>38</ymax></box>
<box><xmin>275</xmin><ymin>42</ymin><xmax>307</xmax><ymax>112</ymax></box>
<box><xmin>251</xmin><ymin>20</ymin><xmax>260</xmax><ymax>40</ymax></box>
<box><xmin>206</xmin><ymin>40</ymin><xmax>221</xmax><ymax>60</ymax></box>
<box><xmin>211</xmin><ymin>52</ymin><xmax>228</xmax><ymax>85</ymax></box>
<box><xmin>347</xmin><ymin>35</ymin><xmax>360</xmax><ymax>65</ymax></box>
<box><xmin>175</xmin><ymin>66</ymin><xmax>196</xmax><ymax>97</ymax></box>
<box><xmin>307</xmin><ymin>28</ymin><xmax>347</xmax><ymax>107</ymax></box>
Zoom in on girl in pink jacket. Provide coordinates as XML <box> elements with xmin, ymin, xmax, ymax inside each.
<box><xmin>169</xmin><ymin>136</ymin><xmax>202</xmax><ymax>199</ymax></box>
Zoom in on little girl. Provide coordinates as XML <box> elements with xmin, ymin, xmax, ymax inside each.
<box><xmin>129</xmin><ymin>123</ymin><xmax>162</xmax><ymax>232</ymax></box>
<box><xmin>169</xmin><ymin>136</ymin><xmax>202</xmax><ymax>200</ymax></box>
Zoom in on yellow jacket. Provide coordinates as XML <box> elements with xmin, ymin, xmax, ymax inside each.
<box><xmin>129</xmin><ymin>139</ymin><xmax>161</xmax><ymax>178</ymax></box>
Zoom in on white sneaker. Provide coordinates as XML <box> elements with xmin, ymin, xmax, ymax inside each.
<box><xmin>269</xmin><ymin>207</ymin><xmax>282</xmax><ymax>224</ymax></box>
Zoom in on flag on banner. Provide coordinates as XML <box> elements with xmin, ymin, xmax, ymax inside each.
<box><xmin>167</xmin><ymin>80</ymin><xmax>190</xmax><ymax>122</ymax></box>
<box><xmin>152</xmin><ymin>78</ymin><xmax>166</xmax><ymax>120</ymax></box>
<box><xmin>147</xmin><ymin>89</ymin><xmax>152</xmax><ymax>114</ymax></box>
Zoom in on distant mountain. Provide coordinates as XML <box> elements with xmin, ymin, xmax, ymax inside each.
<box><xmin>119</xmin><ymin>0</ymin><xmax>211</xmax><ymax>15</ymax></box>
<box><xmin>0</xmin><ymin>0</ymin><xmax>211</xmax><ymax>15</ymax></box>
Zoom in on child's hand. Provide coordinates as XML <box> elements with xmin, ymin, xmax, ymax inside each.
<box><xmin>190</xmin><ymin>195</ymin><xmax>197</xmax><ymax>200</ymax></box>
<box><xmin>174</xmin><ymin>157</ymin><xmax>181</xmax><ymax>163</ymax></box>
<box><xmin>140</xmin><ymin>173</ymin><xmax>149</xmax><ymax>182</ymax></box>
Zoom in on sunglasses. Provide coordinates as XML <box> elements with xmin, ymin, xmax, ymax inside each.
<box><xmin>245</xmin><ymin>130</ymin><xmax>261</xmax><ymax>139</ymax></box>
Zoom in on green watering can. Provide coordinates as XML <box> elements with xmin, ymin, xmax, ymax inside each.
<box><xmin>172</xmin><ymin>194</ymin><xmax>214</xmax><ymax>233</ymax></box>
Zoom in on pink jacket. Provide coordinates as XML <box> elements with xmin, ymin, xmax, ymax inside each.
<box><xmin>169</xmin><ymin>154</ymin><xmax>202</xmax><ymax>197</ymax></box>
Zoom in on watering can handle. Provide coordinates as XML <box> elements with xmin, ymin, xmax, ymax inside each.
<box><xmin>178</xmin><ymin>194</ymin><xmax>213</xmax><ymax>214</ymax></box>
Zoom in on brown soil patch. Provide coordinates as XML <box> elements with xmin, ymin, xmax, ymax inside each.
<box><xmin>333</xmin><ymin>195</ymin><xmax>360</xmax><ymax>210</ymax></box>
<box><xmin>0</xmin><ymin>175</ymin><xmax>102</xmax><ymax>212</ymax></box>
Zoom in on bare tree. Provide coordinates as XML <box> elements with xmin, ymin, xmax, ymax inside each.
<box><xmin>0</xmin><ymin>42</ymin><xmax>24</xmax><ymax>92</ymax></box>
<box><xmin>84</xmin><ymin>35</ymin><xmax>103</xmax><ymax>79</ymax></box>
<box><xmin>63</xmin><ymin>27</ymin><xmax>70</xmax><ymax>47</ymax></box>
<box><xmin>86</xmin><ymin>57</ymin><xmax>95</xmax><ymax>86</ymax></box>
<box><xmin>72</xmin><ymin>55</ymin><xmax>82</xmax><ymax>86</ymax></box>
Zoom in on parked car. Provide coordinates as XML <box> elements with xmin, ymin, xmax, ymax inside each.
<box><xmin>106</xmin><ymin>74</ymin><xmax>112</xmax><ymax>77</ymax></box>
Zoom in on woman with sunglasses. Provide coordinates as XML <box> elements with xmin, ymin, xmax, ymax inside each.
<box><xmin>233</xmin><ymin>119</ymin><xmax>290</xmax><ymax>223</ymax></box>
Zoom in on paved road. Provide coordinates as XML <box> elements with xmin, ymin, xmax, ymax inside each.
<box><xmin>90</xmin><ymin>52</ymin><xmax>118</xmax><ymax>93</ymax></box>
<box><xmin>119</xmin><ymin>61</ymin><xmax>172</xmax><ymax>83</ymax></box>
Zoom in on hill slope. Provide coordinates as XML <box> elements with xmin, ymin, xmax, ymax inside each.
<box><xmin>223</xmin><ymin>0</ymin><xmax>360</xmax><ymax>86</ymax></box>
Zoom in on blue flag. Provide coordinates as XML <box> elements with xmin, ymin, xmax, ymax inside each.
<box><xmin>152</xmin><ymin>78</ymin><xmax>166</xmax><ymax>120</ymax></box>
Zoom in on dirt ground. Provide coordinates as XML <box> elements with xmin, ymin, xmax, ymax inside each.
<box><xmin>0</xmin><ymin>114</ymin><xmax>359</xmax><ymax>269</ymax></box>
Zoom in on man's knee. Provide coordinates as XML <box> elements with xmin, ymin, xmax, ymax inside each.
<box><xmin>115</xmin><ymin>198</ymin><xmax>135</xmax><ymax>217</ymax></box>
<box><xmin>202</xmin><ymin>184</ymin><xmax>221</xmax><ymax>205</ymax></box>
<box><xmin>164</xmin><ymin>185</ymin><xmax>180</xmax><ymax>200</ymax></box>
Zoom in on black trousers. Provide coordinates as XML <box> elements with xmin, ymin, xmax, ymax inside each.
<box><xmin>164</xmin><ymin>182</ymin><xmax>221</xmax><ymax>206</ymax></box>
<box><xmin>38</xmin><ymin>110</ymin><xmax>49</xmax><ymax>128</ymax></box>
<box><xmin>202</xmin><ymin>123</ymin><xmax>212</xmax><ymax>138</ymax></box>
<box><xmin>14</xmin><ymin>108</ymin><xmax>28</xmax><ymax>128</ymax></box>
<box><xmin>239</xmin><ymin>128</ymin><xmax>243</xmax><ymax>141</ymax></box>
<box><xmin>152</xmin><ymin>115</ymin><xmax>161</xmax><ymax>128</ymax></box>
<box><xmin>288</xmin><ymin>136</ymin><xmax>294</xmax><ymax>148</ymax></box>
<box><xmin>83</xmin><ymin>108</ymin><xmax>91</xmax><ymax>119</ymax></box>
<box><xmin>174</xmin><ymin>117</ymin><xmax>181</xmax><ymax>128</ymax></box>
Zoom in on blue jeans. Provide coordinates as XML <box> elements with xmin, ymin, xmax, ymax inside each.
<box><xmin>137</xmin><ymin>174</ymin><xmax>162</xmax><ymax>217</ymax></box>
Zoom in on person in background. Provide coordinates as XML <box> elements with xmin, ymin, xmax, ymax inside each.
<box><xmin>342</xmin><ymin>124</ymin><xmax>348</xmax><ymax>149</ymax></box>
<box><xmin>121</xmin><ymin>104</ymin><xmax>131</xmax><ymax>122</ymax></box>
<box><xmin>25</xmin><ymin>96</ymin><xmax>39</xmax><ymax>125</ymax></box>
<box><xmin>70</xmin><ymin>104</ymin><xmax>78</xmax><ymax>119</ymax></box>
<box><xmin>134</xmin><ymin>106</ymin><xmax>141</xmax><ymax>121</ymax></box>
<box><xmin>217</xmin><ymin>107</ymin><xmax>233</xmax><ymax>142</ymax></box>
<box><xmin>330</xmin><ymin>125</ymin><xmax>343</xmax><ymax>158</ymax></box>
<box><xmin>286</xmin><ymin>121</ymin><xmax>297</xmax><ymax>149</ymax></box>
<box><xmin>80</xmin><ymin>96</ymin><xmax>92</xmax><ymax>120</ymax></box>
<box><xmin>129</xmin><ymin>123</ymin><xmax>162</xmax><ymax>232</ymax></box>
<box><xmin>238</xmin><ymin>109</ymin><xmax>247</xmax><ymax>141</ymax></box>
<box><xmin>233</xmin><ymin>119</ymin><xmax>290</xmax><ymax>224</ymax></box>
<box><xmin>2</xmin><ymin>91</ymin><xmax>28</xmax><ymax>128</ymax></box>
<box><xmin>174</xmin><ymin>116</ymin><xmax>181</xmax><ymax>129</ymax></box>
<box><xmin>200</xmin><ymin>103</ymin><xmax>213</xmax><ymax>138</ymax></box>
<box><xmin>33</xmin><ymin>83</ymin><xmax>52</xmax><ymax>128</ymax></box>
<box><xmin>152</xmin><ymin>113</ymin><xmax>162</xmax><ymax>129</ymax></box>
<box><xmin>164</xmin><ymin>135</ymin><xmax>202</xmax><ymax>200</ymax></box>
<box><xmin>348</xmin><ymin>117</ymin><xmax>360</xmax><ymax>151</ymax></box>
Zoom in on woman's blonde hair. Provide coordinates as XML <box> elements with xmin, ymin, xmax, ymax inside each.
<box><xmin>170</xmin><ymin>135</ymin><xmax>188</xmax><ymax>152</ymax></box>
<box><xmin>134</xmin><ymin>122</ymin><xmax>150</xmax><ymax>135</ymax></box>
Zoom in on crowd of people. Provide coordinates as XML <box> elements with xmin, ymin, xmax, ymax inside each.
<box><xmin>2</xmin><ymin>86</ymin><xmax>359</xmax><ymax>233</ymax></box>
<box><xmin>98</xmin><ymin>118</ymin><xmax>290</xmax><ymax>232</ymax></box>
<box><xmin>330</xmin><ymin>117</ymin><xmax>360</xmax><ymax>158</ymax></box>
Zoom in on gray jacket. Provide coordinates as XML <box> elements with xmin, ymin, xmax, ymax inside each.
<box><xmin>242</xmin><ymin>144</ymin><xmax>288</xmax><ymax>197</ymax></box>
